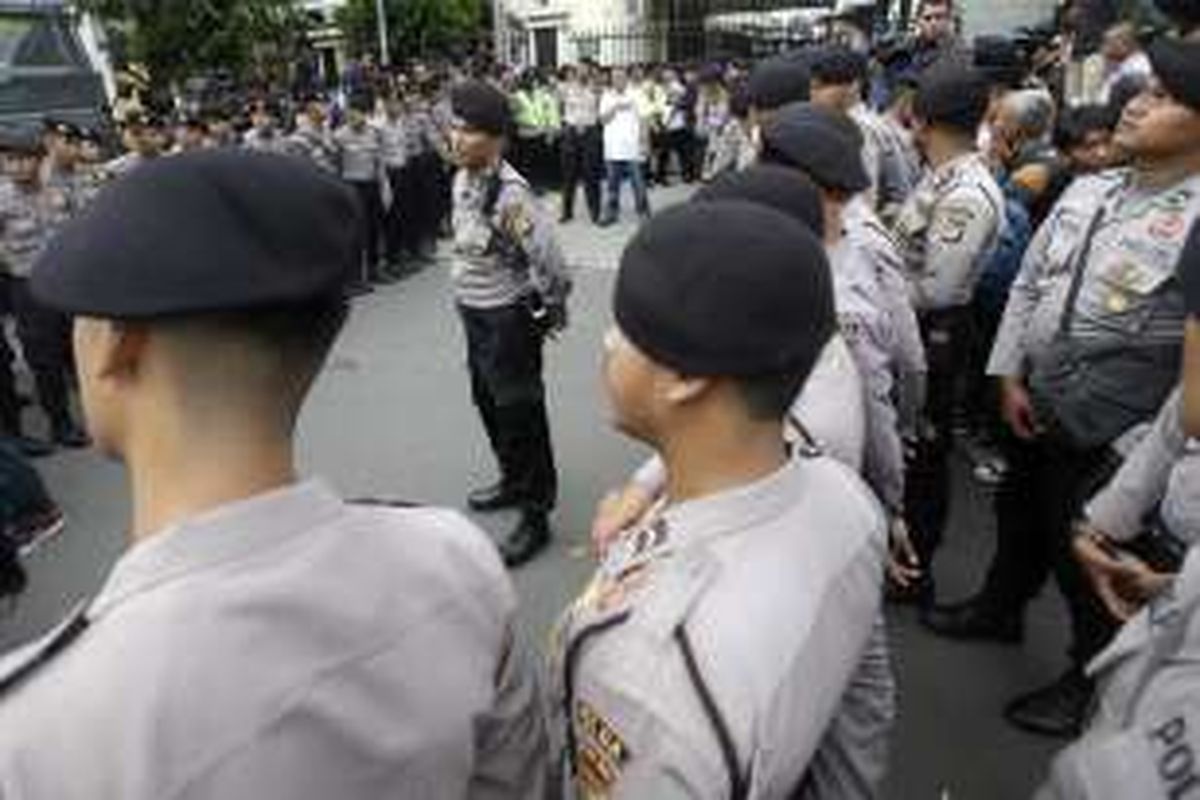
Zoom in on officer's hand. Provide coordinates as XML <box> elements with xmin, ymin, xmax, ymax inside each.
<box><xmin>1001</xmin><ymin>378</ymin><xmax>1040</xmax><ymax>441</ymax></box>
<box><xmin>592</xmin><ymin>484</ymin><xmax>655</xmax><ymax>560</ymax></box>
<box><xmin>545</xmin><ymin>303</ymin><xmax>569</xmax><ymax>338</ymax></box>
<box><xmin>886</xmin><ymin>517</ymin><xmax>922</xmax><ymax>589</ymax></box>
<box><xmin>1074</xmin><ymin>524</ymin><xmax>1173</xmax><ymax>622</ymax></box>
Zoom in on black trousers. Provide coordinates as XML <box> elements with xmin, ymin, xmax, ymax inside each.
<box><xmin>459</xmin><ymin>303</ymin><xmax>557</xmax><ymax>514</ymax></box>
<box><xmin>559</xmin><ymin>126</ymin><xmax>602</xmax><ymax>222</ymax></box>
<box><xmin>389</xmin><ymin>163</ymin><xmax>423</xmax><ymax>260</ymax></box>
<box><xmin>655</xmin><ymin>128</ymin><xmax>695</xmax><ymax>184</ymax></box>
<box><xmin>412</xmin><ymin>153</ymin><xmax>444</xmax><ymax>254</ymax></box>
<box><xmin>347</xmin><ymin>179</ymin><xmax>383</xmax><ymax>282</ymax></box>
<box><xmin>9</xmin><ymin>278</ymin><xmax>73</xmax><ymax>433</ymax></box>
<box><xmin>979</xmin><ymin>432</ymin><xmax>1120</xmax><ymax>667</ymax></box>
<box><xmin>905</xmin><ymin>307</ymin><xmax>973</xmax><ymax>568</ymax></box>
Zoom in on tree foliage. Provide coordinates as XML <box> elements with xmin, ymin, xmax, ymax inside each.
<box><xmin>336</xmin><ymin>0</ymin><xmax>484</xmax><ymax>62</ymax></box>
<box><xmin>77</xmin><ymin>0</ymin><xmax>310</xmax><ymax>88</ymax></box>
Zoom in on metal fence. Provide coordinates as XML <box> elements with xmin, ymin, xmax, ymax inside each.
<box><xmin>569</xmin><ymin>20</ymin><xmax>818</xmax><ymax>65</ymax></box>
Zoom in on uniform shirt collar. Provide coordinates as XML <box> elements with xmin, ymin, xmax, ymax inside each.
<box><xmin>90</xmin><ymin>479</ymin><xmax>343</xmax><ymax>620</ymax></box>
<box><xmin>655</xmin><ymin>455</ymin><xmax>806</xmax><ymax>553</ymax></box>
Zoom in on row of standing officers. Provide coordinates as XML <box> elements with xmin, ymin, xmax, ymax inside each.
<box><xmin>0</xmin><ymin>26</ymin><xmax>1198</xmax><ymax>800</ymax></box>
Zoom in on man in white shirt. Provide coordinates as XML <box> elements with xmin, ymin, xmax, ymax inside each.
<box><xmin>598</xmin><ymin>68</ymin><xmax>650</xmax><ymax>226</ymax></box>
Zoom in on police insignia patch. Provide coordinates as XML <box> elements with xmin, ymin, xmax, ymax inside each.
<box><xmin>1149</xmin><ymin>213</ymin><xmax>1186</xmax><ymax>243</ymax></box>
<box><xmin>501</xmin><ymin>203</ymin><xmax>534</xmax><ymax>239</ymax></box>
<box><xmin>575</xmin><ymin>700</ymin><xmax>630</xmax><ymax>798</ymax></box>
<box><xmin>933</xmin><ymin>206</ymin><xmax>977</xmax><ymax>244</ymax></box>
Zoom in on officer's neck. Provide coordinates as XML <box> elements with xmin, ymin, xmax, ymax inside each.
<box><xmin>924</xmin><ymin>131</ymin><xmax>973</xmax><ymax>170</ymax></box>
<box><xmin>126</xmin><ymin>417</ymin><xmax>298</xmax><ymax>544</ymax></box>
<box><xmin>1132</xmin><ymin>151</ymin><xmax>1200</xmax><ymax>192</ymax></box>
<box><xmin>466</xmin><ymin>155</ymin><xmax>503</xmax><ymax>177</ymax></box>
<box><xmin>658</xmin><ymin>415</ymin><xmax>789</xmax><ymax>506</ymax></box>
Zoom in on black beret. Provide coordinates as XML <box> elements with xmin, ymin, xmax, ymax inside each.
<box><xmin>42</xmin><ymin>117</ymin><xmax>80</xmax><ymax>139</ymax></box>
<box><xmin>1182</xmin><ymin>222</ymin><xmax>1200</xmax><ymax>317</ymax></box>
<box><xmin>811</xmin><ymin>46</ymin><xmax>869</xmax><ymax>86</ymax></box>
<box><xmin>32</xmin><ymin>150</ymin><xmax>361</xmax><ymax>318</ymax></box>
<box><xmin>746</xmin><ymin>57</ymin><xmax>811</xmax><ymax>111</ymax></box>
<box><xmin>913</xmin><ymin>58</ymin><xmax>992</xmax><ymax>133</ymax></box>
<box><xmin>0</xmin><ymin>128</ymin><xmax>44</xmax><ymax>156</ymax></box>
<box><xmin>760</xmin><ymin>102</ymin><xmax>869</xmax><ymax>194</ymax></box>
<box><xmin>450</xmin><ymin>79</ymin><xmax>513</xmax><ymax>136</ymax></box>
<box><xmin>694</xmin><ymin>164</ymin><xmax>826</xmax><ymax>239</ymax></box>
<box><xmin>1148</xmin><ymin>36</ymin><xmax>1200</xmax><ymax>112</ymax></box>
<box><xmin>614</xmin><ymin>201</ymin><xmax>835</xmax><ymax>378</ymax></box>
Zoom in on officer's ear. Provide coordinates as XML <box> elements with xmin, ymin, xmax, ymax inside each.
<box><xmin>90</xmin><ymin>319</ymin><xmax>149</xmax><ymax>383</ymax></box>
<box><xmin>659</xmin><ymin>371</ymin><xmax>712</xmax><ymax>407</ymax></box>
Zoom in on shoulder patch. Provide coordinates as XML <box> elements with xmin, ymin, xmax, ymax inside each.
<box><xmin>574</xmin><ymin>699</ymin><xmax>631</xmax><ymax>797</ymax></box>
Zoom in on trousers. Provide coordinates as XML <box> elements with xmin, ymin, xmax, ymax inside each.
<box><xmin>560</xmin><ymin>126</ymin><xmax>602</xmax><ymax>222</ymax></box>
<box><xmin>979</xmin><ymin>432</ymin><xmax>1120</xmax><ymax>666</ymax></box>
<box><xmin>459</xmin><ymin>303</ymin><xmax>557</xmax><ymax>514</ymax></box>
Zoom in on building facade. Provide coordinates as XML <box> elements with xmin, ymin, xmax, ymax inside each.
<box><xmin>498</xmin><ymin>0</ymin><xmax>1062</xmax><ymax>68</ymax></box>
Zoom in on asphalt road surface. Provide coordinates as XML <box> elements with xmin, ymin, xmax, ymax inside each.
<box><xmin>1</xmin><ymin>183</ymin><xmax>1070</xmax><ymax>799</ymax></box>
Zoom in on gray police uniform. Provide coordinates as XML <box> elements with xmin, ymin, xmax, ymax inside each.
<box><xmin>1086</xmin><ymin>386</ymin><xmax>1200</xmax><ymax>553</ymax></box>
<box><xmin>831</xmin><ymin>201</ymin><xmax>929</xmax><ymax>517</ymax></box>
<box><xmin>871</xmin><ymin>115</ymin><xmax>922</xmax><ymax>226</ymax></box>
<box><xmin>894</xmin><ymin>150</ymin><xmax>1003</xmax><ymax>564</ymax></box>
<box><xmin>242</xmin><ymin>127</ymin><xmax>291</xmax><ymax>156</ymax></box>
<box><xmin>987</xmin><ymin>169</ymin><xmax>1200</xmax><ymax>442</ymax></box>
<box><xmin>0</xmin><ymin>482</ymin><xmax>548</xmax><ymax>799</ymax></box>
<box><xmin>287</xmin><ymin>120</ymin><xmax>338</xmax><ymax>173</ymax></box>
<box><xmin>844</xmin><ymin>196</ymin><xmax>927</xmax><ymax>437</ymax></box>
<box><xmin>895</xmin><ymin>151</ymin><xmax>1004</xmax><ymax>312</ymax></box>
<box><xmin>0</xmin><ymin>177</ymin><xmax>79</xmax><ymax>436</ymax></box>
<box><xmin>336</xmin><ymin>123</ymin><xmax>385</xmax><ymax>279</ymax></box>
<box><xmin>552</xmin><ymin>454</ymin><xmax>893</xmax><ymax>799</ymax></box>
<box><xmin>1035</xmin><ymin>544</ymin><xmax>1200</xmax><ymax>800</ymax></box>
<box><xmin>452</xmin><ymin>161</ymin><xmax>570</xmax><ymax>311</ymax></box>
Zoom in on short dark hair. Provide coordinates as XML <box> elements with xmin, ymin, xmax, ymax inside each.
<box><xmin>186</xmin><ymin>296</ymin><xmax>349</xmax><ymax>371</ymax></box>
<box><xmin>734</xmin><ymin>368</ymin><xmax>810</xmax><ymax>421</ymax></box>
<box><xmin>1054</xmin><ymin>104</ymin><xmax>1116</xmax><ymax>151</ymax></box>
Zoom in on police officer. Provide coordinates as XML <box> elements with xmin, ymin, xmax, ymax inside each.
<box><xmin>449</xmin><ymin>81</ymin><xmax>571</xmax><ymax>568</ymax></box>
<box><xmin>0</xmin><ymin>130</ymin><xmax>88</xmax><ymax>450</ymax></box>
<box><xmin>335</xmin><ymin>93</ymin><xmax>389</xmax><ymax>289</ymax></box>
<box><xmin>891</xmin><ymin>60</ymin><xmax>1003</xmax><ymax>600</ymax></box>
<box><xmin>553</xmin><ymin>200</ymin><xmax>892</xmax><ymax>798</ymax></box>
<box><xmin>924</xmin><ymin>37</ymin><xmax>1200</xmax><ymax>738</ymax></box>
<box><xmin>288</xmin><ymin>97</ymin><xmax>338</xmax><ymax>174</ymax></box>
<box><xmin>810</xmin><ymin>45</ymin><xmax>918</xmax><ymax>220</ymax></box>
<box><xmin>590</xmin><ymin>166</ymin><xmax>870</xmax><ymax>556</ymax></box>
<box><xmin>103</xmin><ymin>112</ymin><xmax>163</xmax><ymax>180</ymax></box>
<box><xmin>40</xmin><ymin>118</ymin><xmax>103</xmax><ymax>219</ymax></box>
<box><xmin>0</xmin><ymin>149</ymin><xmax>548</xmax><ymax>798</ymax></box>
<box><xmin>739</xmin><ymin>55</ymin><xmax>812</xmax><ymax>170</ymax></box>
<box><xmin>1036</xmin><ymin>224</ymin><xmax>1200</xmax><ymax>800</ymax></box>
<box><xmin>760</xmin><ymin>101</ymin><xmax>931</xmax><ymax>594</ymax></box>
<box><xmin>242</xmin><ymin>99</ymin><xmax>290</xmax><ymax>155</ymax></box>
<box><xmin>377</xmin><ymin>92</ymin><xmax>412</xmax><ymax>271</ymax></box>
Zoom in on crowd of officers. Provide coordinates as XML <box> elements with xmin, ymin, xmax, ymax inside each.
<box><xmin>0</xmin><ymin>0</ymin><xmax>1199</xmax><ymax>797</ymax></box>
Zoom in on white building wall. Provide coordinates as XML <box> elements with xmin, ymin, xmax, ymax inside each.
<box><xmin>959</xmin><ymin>0</ymin><xmax>1058</xmax><ymax>36</ymax></box>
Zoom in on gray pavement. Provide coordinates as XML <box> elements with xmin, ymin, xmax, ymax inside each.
<box><xmin>1</xmin><ymin>183</ymin><xmax>1070</xmax><ymax>799</ymax></box>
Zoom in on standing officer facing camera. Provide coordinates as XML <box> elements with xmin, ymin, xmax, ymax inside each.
<box><xmin>449</xmin><ymin>80</ymin><xmax>572</xmax><ymax>569</ymax></box>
